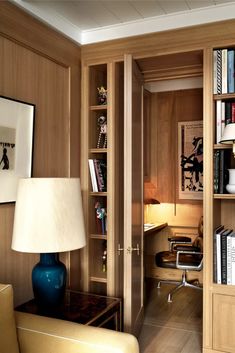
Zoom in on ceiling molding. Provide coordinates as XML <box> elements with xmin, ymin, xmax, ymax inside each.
<box><xmin>10</xmin><ymin>0</ymin><xmax>82</xmax><ymax>44</ymax></box>
<box><xmin>10</xmin><ymin>0</ymin><xmax>235</xmax><ymax>45</ymax></box>
<box><xmin>81</xmin><ymin>3</ymin><xmax>235</xmax><ymax>44</ymax></box>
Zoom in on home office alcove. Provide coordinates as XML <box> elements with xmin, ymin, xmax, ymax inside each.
<box><xmin>137</xmin><ymin>51</ymin><xmax>203</xmax><ymax>327</ymax></box>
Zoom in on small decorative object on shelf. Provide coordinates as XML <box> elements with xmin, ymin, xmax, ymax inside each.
<box><xmin>97</xmin><ymin>86</ymin><xmax>107</xmax><ymax>105</ymax></box>
<box><xmin>95</xmin><ymin>201</ymin><xmax>107</xmax><ymax>235</ymax></box>
<box><xmin>102</xmin><ymin>241</ymin><xmax>107</xmax><ymax>272</ymax></box>
<box><xmin>226</xmin><ymin>169</ymin><xmax>235</xmax><ymax>193</ymax></box>
<box><xmin>97</xmin><ymin>115</ymin><xmax>107</xmax><ymax>148</ymax></box>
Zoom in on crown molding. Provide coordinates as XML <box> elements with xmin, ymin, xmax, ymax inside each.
<box><xmin>10</xmin><ymin>0</ymin><xmax>82</xmax><ymax>44</ymax></box>
<box><xmin>81</xmin><ymin>3</ymin><xmax>235</xmax><ymax>44</ymax></box>
<box><xmin>10</xmin><ymin>0</ymin><xmax>235</xmax><ymax>45</ymax></box>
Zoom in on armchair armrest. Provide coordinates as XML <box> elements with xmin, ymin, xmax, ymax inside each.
<box><xmin>15</xmin><ymin>312</ymin><xmax>139</xmax><ymax>353</ymax></box>
<box><xmin>176</xmin><ymin>250</ymin><xmax>203</xmax><ymax>271</ymax></box>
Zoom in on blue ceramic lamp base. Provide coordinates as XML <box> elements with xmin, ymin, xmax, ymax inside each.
<box><xmin>32</xmin><ymin>253</ymin><xmax>66</xmax><ymax>308</ymax></box>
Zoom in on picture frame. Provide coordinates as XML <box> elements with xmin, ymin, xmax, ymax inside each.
<box><xmin>178</xmin><ymin>120</ymin><xmax>203</xmax><ymax>200</ymax></box>
<box><xmin>0</xmin><ymin>96</ymin><xmax>35</xmax><ymax>203</ymax></box>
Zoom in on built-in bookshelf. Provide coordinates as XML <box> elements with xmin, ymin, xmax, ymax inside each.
<box><xmin>85</xmin><ymin>64</ymin><xmax>108</xmax><ymax>294</ymax></box>
<box><xmin>81</xmin><ymin>62</ymin><xmax>124</xmax><ymax>297</ymax></box>
<box><xmin>212</xmin><ymin>47</ymin><xmax>235</xmax><ymax>288</ymax></box>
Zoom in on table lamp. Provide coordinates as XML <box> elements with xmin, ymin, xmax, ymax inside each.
<box><xmin>220</xmin><ymin>122</ymin><xmax>235</xmax><ymax>156</ymax></box>
<box><xmin>11</xmin><ymin>178</ymin><xmax>86</xmax><ymax>308</ymax></box>
<box><xmin>144</xmin><ymin>181</ymin><xmax>160</xmax><ymax>204</ymax></box>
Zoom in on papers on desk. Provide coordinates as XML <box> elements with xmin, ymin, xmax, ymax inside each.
<box><xmin>144</xmin><ymin>222</ymin><xmax>168</xmax><ymax>233</ymax></box>
<box><xmin>144</xmin><ymin>223</ymin><xmax>157</xmax><ymax>231</ymax></box>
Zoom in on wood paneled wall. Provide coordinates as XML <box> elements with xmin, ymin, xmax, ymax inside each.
<box><xmin>0</xmin><ymin>2</ymin><xmax>81</xmax><ymax>305</ymax></box>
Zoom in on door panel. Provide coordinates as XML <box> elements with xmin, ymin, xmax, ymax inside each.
<box><xmin>123</xmin><ymin>54</ymin><xmax>144</xmax><ymax>335</ymax></box>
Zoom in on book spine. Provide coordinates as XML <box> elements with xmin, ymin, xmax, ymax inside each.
<box><xmin>232</xmin><ymin>236</ymin><xmax>235</xmax><ymax>285</ymax></box>
<box><xmin>94</xmin><ymin>160</ymin><xmax>106</xmax><ymax>192</ymax></box>
<box><xmin>216</xmin><ymin>49</ymin><xmax>222</xmax><ymax>94</ymax></box>
<box><xmin>221</xmin><ymin>233</ymin><xmax>227</xmax><ymax>284</ymax></box>
<box><xmin>214</xmin><ymin>150</ymin><xmax>220</xmax><ymax>194</ymax></box>
<box><xmin>219</xmin><ymin>150</ymin><xmax>224</xmax><ymax>194</ymax></box>
<box><xmin>216</xmin><ymin>100</ymin><xmax>222</xmax><ymax>144</ymax></box>
<box><xmin>213</xmin><ymin>50</ymin><xmax>218</xmax><ymax>94</ymax></box>
<box><xmin>213</xmin><ymin>231</ymin><xmax>218</xmax><ymax>283</ymax></box>
<box><xmin>227</xmin><ymin>235</ymin><xmax>232</xmax><ymax>285</ymax></box>
<box><xmin>225</xmin><ymin>101</ymin><xmax>232</xmax><ymax>125</ymax></box>
<box><xmin>232</xmin><ymin>102</ymin><xmax>235</xmax><ymax>123</ymax></box>
<box><xmin>228</xmin><ymin>49</ymin><xmax>235</xmax><ymax>93</ymax></box>
<box><xmin>88</xmin><ymin>159</ymin><xmax>98</xmax><ymax>192</ymax></box>
<box><xmin>221</xmin><ymin>101</ymin><xmax>225</xmax><ymax>137</ymax></box>
<box><xmin>94</xmin><ymin>159</ymin><xmax>105</xmax><ymax>192</ymax></box>
<box><xmin>216</xmin><ymin>232</ymin><xmax>222</xmax><ymax>284</ymax></box>
<box><xmin>222</xmin><ymin>49</ymin><xmax>228</xmax><ymax>94</ymax></box>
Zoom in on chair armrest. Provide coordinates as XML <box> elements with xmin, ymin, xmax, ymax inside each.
<box><xmin>15</xmin><ymin>312</ymin><xmax>139</xmax><ymax>353</ymax></box>
<box><xmin>174</xmin><ymin>245</ymin><xmax>200</xmax><ymax>252</ymax></box>
<box><xmin>176</xmin><ymin>250</ymin><xmax>203</xmax><ymax>271</ymax></box>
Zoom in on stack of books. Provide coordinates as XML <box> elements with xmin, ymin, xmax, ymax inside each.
<box><xmin>213</xmin><ymin>48</ymin><xmax>235</xmax><ymax>95</ymax></box>
<box><xmin>88</xmin><ymin>159</ymin><xmax>107</xmax><ymax>192</ymax></box>
<box><xmin>215</xmin><ymin>100</ymin><xmax>235</xmax><ymax>144</ymax></box>
<box><xmin>214</xmin><ymin>225</ymin><xmax>235</xmax><ymax>285</ymax></box>
<box><xmin>213</xmin><ymin>149</ymin><xmax>230</xmax><ymax>194</ymax></box>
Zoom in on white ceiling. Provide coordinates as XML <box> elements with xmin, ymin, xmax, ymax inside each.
<box><xmin>11</xmin><ymin>0</ymin><xmax>235</xmax><ymax>44</ymax></box>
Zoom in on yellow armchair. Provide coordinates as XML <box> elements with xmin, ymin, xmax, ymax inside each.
<box><xmin>0</xmin><ymin>284</ymin><xmax>139</xmax><ymax>353</ymax></box>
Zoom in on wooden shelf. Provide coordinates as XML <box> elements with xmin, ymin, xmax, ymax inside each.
<box><xmin>90</xmin><ymin>276</ymin><xmax>107</xmax><ymax>283</ymax></box>
<box><xmin>90</xmin><ymin>191</ymin><xmax>107</xmax><ymax>197</ymax></box>
<box><xmin>214</xmin><ymin>144</ymin><xmax>232</xmax><ymax>149</ymax></box>
<box><xmin>90</xmin><ymin>105</ymin><xmax>107</xmax><ymax>111</ymax></box>
<box><xmin>214</xmin><ymin>194</ymin><xmax>235</xmax><ymax>199</ymax></box>
<box><xmin>90</xmin><ymin>233</ymin><xmax>107</xmax><ymax>240</ymax></box>
<box><xmin>89</xmin><ymin>148</ymin><xmax>107</xmax><ymax>154</ymax></box>
<box><xmin>213</xmin><ymin>93</ymin><xmax>235</xmax><ymax>100</ymax></box>
<box><xmin>211</xmin><ymin>283</ymin><xmax>235</xmax><ymax>295</ymax></box>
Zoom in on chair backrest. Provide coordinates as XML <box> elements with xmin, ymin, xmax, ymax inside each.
<box><xmin>0</xmin><ymin>284</ymin><xmax>20</xmax><ymax>353</ymax></box>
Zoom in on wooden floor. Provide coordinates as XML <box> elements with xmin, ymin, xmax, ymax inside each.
<box><xmin>138</xmin><ymin>278</ymin><xmax>202</xmax><ymax>353</ymax></box>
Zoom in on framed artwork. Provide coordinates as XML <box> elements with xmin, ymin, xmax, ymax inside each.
<box><xmin>0</xmin><ymin>96</ymin><xmax>35</xmax><ymax>203</ymax></box>
<box><xmin>178</xmin><ymin>120</ymin><xmax>203</xmax><ymax>200</ymax></box>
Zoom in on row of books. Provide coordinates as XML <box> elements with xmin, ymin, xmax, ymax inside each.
<box><xmin>213</xmin><ymin>48</ymin><xmax>235</xmax><ymax>95</ymax></box>
<box><xmin>214</xmin><ymin>225</ymin><xmax>235</xmax><ymax>285</ymax></box>
<box><xmin>213</xmin><ymin>149</ymin><xmax>230</xmax><ymax>194</ymax></box>
<box><xmin>88</xmin><ymin>159</ymin><xmax>107</xmax><ymax>192</ymax></box>
<box><xmin>215</xmin><ymin>100</ymin><xmax>235</xmax><ymax>143</ymax></box>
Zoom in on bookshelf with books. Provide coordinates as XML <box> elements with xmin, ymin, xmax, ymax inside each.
<box><xmin>81</xmin><ymin>62</ymin><xmax>124</xmax><ymax>297</ymax></box>
<box><xmin>206</xmin><ymin>45</ymin><xmax>235</xmax><ymax>353</ymax></box>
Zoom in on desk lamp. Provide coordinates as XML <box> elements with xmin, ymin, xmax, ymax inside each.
<box><xmin>144</xmin><ymin>181</ymin><xmax>160</xmax><ymax>205</ymax></box>
<box><xmin>11</xmin><ymin>178</ymin><xmax>86</xmax><ymax>308</ymax></box>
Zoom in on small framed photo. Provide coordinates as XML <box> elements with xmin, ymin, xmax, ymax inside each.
<box><xmin>178</xmin><ymin>120</ymin><xmax>203</xmax><ymax>200</ymax></box>
<box><xmin>0</xmin><ymin>96</ymin><xmax>35</xmax><ymax>203</ymax></box>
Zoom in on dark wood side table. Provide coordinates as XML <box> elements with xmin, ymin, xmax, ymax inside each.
<box><xmin>15</xmin><ymin>290</ymin><xmax>122</xmax><ymax>331</ymax></box>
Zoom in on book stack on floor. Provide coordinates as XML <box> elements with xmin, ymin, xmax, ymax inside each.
<box><xmin>213</xmin><ymin>149</ymin><xmax>230</xmax><ymax>194</ymax></box>
<box><xmin>214</xmin><ymin>225</ymin><xmax>235</xmax><ymax>285</ymax></box>
<box><xmin>88</xmin><ymin>159</ymin><xmax>107</xmax><ymax>192</ymax></box>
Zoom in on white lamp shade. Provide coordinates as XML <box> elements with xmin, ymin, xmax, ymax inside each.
<box><xmin>220</xmin><ymin>123</ymin><xmax>235</xmax><ymax>144</ymax></box>
<box><xmin>12</xmin><ymin>178</ymin><xmax>86</xmax><ymax>253</ymax></box>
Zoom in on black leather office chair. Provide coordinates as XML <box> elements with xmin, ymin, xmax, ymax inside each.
<box><xmin>155</xmin><ymin>216</ymin><xmax>203</xmax><ymax>302</ymax></box>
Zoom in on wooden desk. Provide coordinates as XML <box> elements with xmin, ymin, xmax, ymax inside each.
<box><xmin>144</xmin><ymin>222</ymin><xmax>168</xmax><ymax>235</ymax></box>
<box><xmin>15</xmin><ymin>290</ymin><xmax>122</xmax><ymax>331</ymax></box>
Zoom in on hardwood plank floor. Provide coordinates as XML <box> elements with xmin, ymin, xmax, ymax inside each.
<box><xmin>138</xmin><ymin>278</ymin><xmax>202</xmax><ymax>353</ymax></box>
